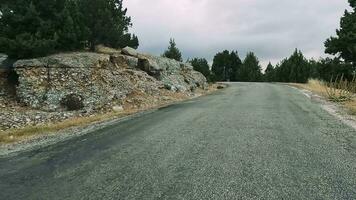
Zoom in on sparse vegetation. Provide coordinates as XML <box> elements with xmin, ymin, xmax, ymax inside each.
<box><xmin>60</xmin><ymin>94</ymin><xmax>85</xmax><ymax>111</ymax></box>
<box><xmin>290</xmin><ymin>78</ymin><xmax>356</xmax><ymax>115</ymax></box>
<box><xmin>325</xmin><ymin>75</ymin><xmax>355</xmax><ymax>102</ymax></box>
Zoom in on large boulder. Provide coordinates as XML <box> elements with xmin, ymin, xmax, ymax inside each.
<box><xmin>122</xmin><ymin>47</ymin><xmax>139</xmax><ymax>57</ymax></box>
<box><xmin>121</xmin><ymin>46</ymin><xmax>207</xmax><ymax>92</ymax></box>
<box><xmin>135</xmin><ymin>54</ymin><xmax>206</xmax><ymax>92</ymax></box>
<box><xmin>14</xmin><ymin>52</ymin><xmax>111</xmax><ymax>69</ymax></box>
<box><xmin>110</xmin><ymin>54</ymin><xmax>138</xmax><ymax>69</ymax></box>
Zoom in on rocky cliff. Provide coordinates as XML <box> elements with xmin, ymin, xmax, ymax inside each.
<box><xmin>12</xmin><ymin>47</ymin><xmax>207</xmax><ymax>112</ymax></box>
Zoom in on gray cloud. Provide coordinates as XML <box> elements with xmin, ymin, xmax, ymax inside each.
<box><xmin>125</xmin><ymin>0</ymin><xmax>349</xmax><ymax>68</ymax></box>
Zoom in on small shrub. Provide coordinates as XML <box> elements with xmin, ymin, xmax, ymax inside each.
<box><xmin>325</xmin><ymin>75</ymin><xmax>354</xmax><ymax>102</ymax></box>
<box><xmin>60</xmin><ymin>94</ymin><xmax>84</xmax><ymax>111</ymax></box>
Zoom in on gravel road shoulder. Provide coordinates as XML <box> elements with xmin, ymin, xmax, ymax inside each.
<box><xmin>287</xmin><ymin>84</ymin><xmax>356</xmax><ymax>130</ymax></box>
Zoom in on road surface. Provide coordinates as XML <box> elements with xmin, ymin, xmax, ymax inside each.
<box><xmin>1</xmin><ymin>83</ymin><xmax>356</xmax><ymax>199</ymax></box>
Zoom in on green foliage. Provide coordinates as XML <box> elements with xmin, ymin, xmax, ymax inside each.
<box><xmin>325</xmin><ymin>0</ymin><xmax>356</xmax><ymax>64</ymax></box>
<box><xmin>211</xmin><ymin>50</ymin><xmax>242</xmax><ymax>81</ymax></box>
<box><xmin>189</xmin><ymin>58</ymin><xmax>212</xmax><ymax>82</ymax></box>
<box><xmin>162</xmin><ymin>39</ymin><xmax>183</xmax><ymax>62</ymax></box>
<box><xmin>264</xmin><ymin>62</ymin><xmax>275</xmax><ymax>82</ymax></box>
<box><xmin>265</xmin><ymin>50</ymin><xmax>355</xmax><ymax>83</ymax></box>
<box><xmin>240</xmin><ymin>52</ymin><xmax>262</xmax><ymax>82</ymax></box>
<box><xmin>212</xmin><ymin>50</ymin><xmax>230</xmax><ymax>81</ymax></box>
<box><xmin>79</xmin><ymin>0</ymin><xmax>138</xmax><ymax>50</ymax></box>
<box><xmin>309</xmin><ymin>57</ymin><xmax>355</xmax><ymax>81</ymax></box>
<box><xmin>271</xmin><ymin>49</ymin><xmax>310</xmax><ymax>83</ymax></box>
<box><xmin>0</xmin><ymin>1</ymin><xmax>61</xmax><ymax>58</ymax></box>
<box><xmin>0</xmin><ymin>0</ymin><xmax>138</xmax><ymax>59</ymax></box>
<box><xmin>230</xmin><ymin>51</ymin><xmax>243</xmax><ymax>81</ymax></box>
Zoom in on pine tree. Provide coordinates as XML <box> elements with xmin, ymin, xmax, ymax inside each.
<box><xmin>0</xmin><ymin>0</ymin><xmax>139</xmax><ymax>58</ymax></box>
<box><xmin>57</xmin><ymin>0</ymin><xmax>88</xmax><ymax>51</ymax></box>
<box><xmin>230</xmin><ymin>51</ymin><xmax>242</xmax><ymax>81</ymax></box>
<box><xmin>0</xmin><ymin>1</ymin><xmax>59</xmax><ymax>58</ymax></box>
<box><xmin>325</xmin><ymin>0</ymin><xmax>356</xmax><ymax>64</ymax></box>
<box><xmin>79</xmin><ymin>0</ymin><xmax>137</xmax><ymax>50</ymax></box>
<box><xmin>189</xmin><ymin>58</ymin><xmax>211</xmax><ymax>81</ymax></box>
<box><xmin>211</xmin><ymin>50</ymin><xmax>231</xmax><ymax>81</ymax></box>
<box><xmin>162</xmin><ymin>38</ymin><xmax>183</xmax><ymax>62</ymax></box>
<box><xmin>211</xmin><ymin>50</ymin><xmax>242</xmax><ymax>82</ymax></box>
<box><xmin>240</xmin><ymin>52</ymin><xmax>262</xmax><ymax>82</ymax></box>
<box><xmin>128</xmin><ymin>34</ymin><xmax>139</xmax><ymax>49</ymax></box>
<box><xmin>264</xmin><ymin>62</ymin><xmax>275</xmax><ymax>82</ymax></box>
<box><xmin>288</xmin><ymin>49</ymin><xmax>310</xmax><ymax>83</ymax></box>
<box><xmin>273</xmin><ymin>49</ymin><xmax>311</xmax><ymax>83</ymax></box>
<box><xmin>311</xmin><ymin>57</ymin><xmax>355</xmax><ymax>81</ymax></box>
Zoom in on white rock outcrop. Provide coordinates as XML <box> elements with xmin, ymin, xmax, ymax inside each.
<box><xmin>12</xmin><ymin>48</ymin><xmax>207</xmax><ymax>111</ymax></box>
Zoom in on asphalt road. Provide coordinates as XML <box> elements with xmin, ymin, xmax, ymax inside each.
<box><xmin>1</xmin><ymin>83</ymin><xmax>356</xmax><ymax>200</ymax></box>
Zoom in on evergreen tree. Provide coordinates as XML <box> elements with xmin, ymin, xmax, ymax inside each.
<box><xmin>240</xmin><ymin>52</ymin><xmax>262</xmax><ymax>82</ymax></box>
<box><xmin>128</xmin><ymin>34</ymin><xmax>139</xmax><ymax>49</ymax></box>
<box><xmin>273</xmin><ymin>49</ymin><xmax>310</xmax><ymax>83</ymax></box>
<box><xmin>79</xmin><ymin>0</ymin><xmax>137</xmax><ymax>50</ymax></box>
<box><xmin>288</xmin><ymin>49</ymin><xmax>310</xmax><ymax>83</ymax></box>
<box><xmin>325</xmin><ymin>0</ymin><xmax>356</xmax><ymax>64</ymax></box>
<box><xmin>211</xmin><ymin>50</ymin><xmax>231</xmax><ymax>81</ymax></box>
<box><xmin>189</xmin><ymin>58</ymin><xmax>211</xmax><ymax>81</ymax></box>
<box><xmin>162</xmin><ymin>38</ymin><xmax>183</xmax><ymax>62</ymax></box>
<box><xmin>264</xmin><ymin>62</ymin><xmax>275</xmax><ymax>82</ymax></box>
<box><xmin>211</xmin><ymin>50</ymin><xmax>242</xmax><ymax>81</ymax></box>
<box><xmin>56</xmin><ymin>0</ymin><xmax>88</xmax><ymax>51</ymax></box>
<box><xmin>311</xmin><ymin>57</ymin><xmax>355</xmax><ymax>81</ymax></box>
<box><xmin>0</xmin><ymin>0</ymin><xmax>138</xmax><ymax>58</ymax></box>
<box><xmin>230</xmin><ymin>51</ymin><xmax>242</xmax><ymax>81</ymax></box>
<box><xmin>0</xmin><ymin>0</ymin><xmax>60</xmax><ymax>58</ymax></box>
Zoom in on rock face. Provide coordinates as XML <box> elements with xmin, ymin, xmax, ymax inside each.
<box><xmin>12</xmin><ymin>49</ymin><xmax>207</xmax><ymax>111</ymax></box>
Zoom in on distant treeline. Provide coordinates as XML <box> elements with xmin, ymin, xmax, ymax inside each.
<box><xmin>185</xmin><ymin>48</ymin><xmax>355</xmax><ymax>84</ymax></box>
<box><xmin>264</xmin><ymin>51</ymin><xmax>355</xmax><ymax>83</ymax></box>
<box><xmin>0</xmin><ymin>0</ymin><xmax>138</xmax><ymax>59</ymax></box>
<box><xmin>185</xmin><ymin>0</ymin><xmax>355</xmax><ymax>83</ymax></box>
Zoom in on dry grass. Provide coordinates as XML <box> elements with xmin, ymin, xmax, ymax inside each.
<box><xmin>0</xmin><ymin>110</ymin><xmax>135</xmax><ymax>144</ymax></box>
<box><xmin>289</xmin><ymin>79</ymin><xmax>356</xmax><ymax>115</ymax></box>
<box><xmin>289</xmin><ymin>79</ymin><xmax>328</xmax><ymax>96</ymax></box>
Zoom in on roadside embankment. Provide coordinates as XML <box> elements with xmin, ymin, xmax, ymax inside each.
<box><xmin>0</xmin><ymin>47</ymin><xmax>221</xmax><ymax>146</ymax></box>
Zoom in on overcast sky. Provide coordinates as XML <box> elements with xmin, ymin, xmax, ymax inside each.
<box><xmin>125</xmin><ymin>0</ymin><xmax>349</xmax><ymax>68</ymax></box>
